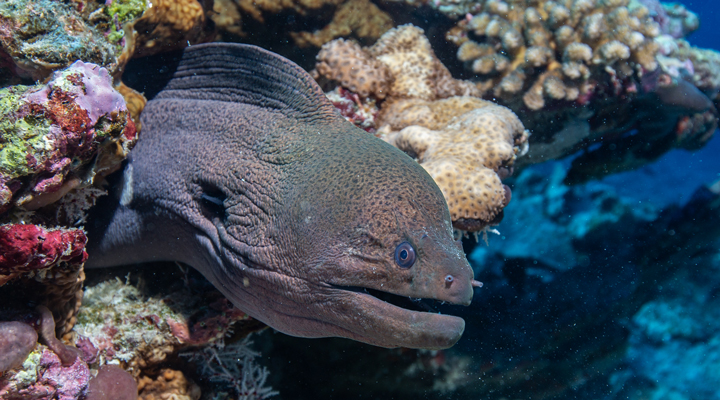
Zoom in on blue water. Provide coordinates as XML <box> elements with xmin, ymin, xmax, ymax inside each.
<box><xmin>682</xmin><ymin>0</ymin><xmax>720</xmax><ymax>50</ymax></box>
<box><xmin>578</xmin><ymin>0</ymin><xmax>720</xmax><ymax>208</ymax></box>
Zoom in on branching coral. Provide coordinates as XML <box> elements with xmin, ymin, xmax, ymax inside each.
<box><xmin>315</xmin><ymin>24</ymin><xmax>481</xmax><ymax>100</ymax></box>
<box><xmin>378</xmin><ymin>97</ymin><xmax>528</xmax><ymax>231</ymax></box>
<box><xmin>446</xmin><ymin>0</ymin><xmax>663</xmax><ymax>111</ymax></box>
<box><xmin>442</xmin><ymin>1</ymin><xmax>718</xmax><ymax>183</ymax></box>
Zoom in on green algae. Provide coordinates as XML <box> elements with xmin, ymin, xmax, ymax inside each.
<box><xmin>106</xmin><ymin>0</ymin><xmax>147</xmax><ymax>23</ymax></box>
<box><xmin>0</xmin><ymin>0</ymin><xmax>120</xmax><ymax>77</ymax></box>
<box><xmin>12</xmin><ymin>346</ymin><xmax>42</xmax><ymax>388</ymax></box>
<box><xmin>0</xmin><ymin>86</ymin><xmax>53</xmax><ymax>179</ymax></box>
<box><xmin>105</xmin><ymin>0</ymin><xmax>147</xmax><ymax>43</ymax></box>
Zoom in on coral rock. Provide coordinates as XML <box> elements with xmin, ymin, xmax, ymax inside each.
<box><xmin>0</xmin><ymin>61</ymin><xmax>136</xmax><ymax>213</ymax></box>
<box><xmin>72</xmin><ymin>276</ymin><xmax>253</xmax><ymax>375</ymax></box>
<box><xmin>316</xmin><ymin>24</ymin><xmax>481</xmax><ymax>101</ymax></box>
<box><xmin>138</xmin><ymin>369</ymin><xmax>201</xmax><ymax>400</ymax></box>
<box><xmin>290</xmin><ymin>0</ymin><xmax>393</xmax><ymax>47</ymax></box>
<box><xmin>0</xmin><ymin>225</ymin><xmax>87</xmax><ymax>275</ymax></box>
<box><xmin>378</xmin><ymin>97</ymin><xmax>529</xmax><ymax>231</ymax></box>
<box><xmin>86</xmin><ymin>365</ymin><xmax>138</xmax><ymax>400</ymax></box>
<box><xmin>0</xmin><ymin>321</ymin><xmax>38</xmax><ymax>373</ymax></box>
<box><xmin>0</xmin><ymin>345</ymin><xmax>91</xmax><ymax>400</ymax></box>
<box><xmin>0</xmin><ymin>0</ymin><xmax>121</xmax><ymax>80</ymax></box>
<box><xmin>0</xmin><ymin>224</ymin><xmax>87</xmax><ymax>334</ymax></box>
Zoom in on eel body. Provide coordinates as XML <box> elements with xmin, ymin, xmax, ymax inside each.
<box><xmin>87</xmin><ymin>43</ymin><xmax>477</xmax><ymax>349</ymax></box>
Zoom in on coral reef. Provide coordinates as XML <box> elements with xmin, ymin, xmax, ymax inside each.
<box><xmin>0</xmin><ymin>225</ymin><xmax>87</xmax><ymax>278</ymax></box>
<box><xmin>0</xmin><ymin>308</ymin><xmax>97</xmax><ymax>399</ymax></box>
<box><xmin>378</xmin><ymin>96</ymin><xmax>528</xmax><ymax>231</ymax></box>
<box><xmin>72</xmin><ymin>273</ymin><xmax>253</xmax><ymax>375</ymax></box>
<box><xmin>443</xmin><ymin>1</ymin><xmax>718</xmax><ymax>183</ymax></box>
<box><xmin>325</xmin><ymin>87</ymin><xmax>379</xmax><ymax>132</ymax></box>
<box><xmin>0</xmin><ymin>61</ymin><xmax>136</xmax><ymax>214</ymax></box>
<box><xmin>290</xmin><ymin>0</ymin><xmax>394</xmax><ymax>47</ymax></box>
<box><xmin>129</xmin><ymin>0</ymin><xmax>214</xmax><ymax>58</ymax></box>
<box><xmin>137</xmin><ymin>369</ymin><xmax>201</xmax><ymax>400</ymax></box>
<box><xmin>212</xmin><ymin>0</ymin><xmax>392</xmax><ymax>47</ymax></box>
<box><xmin>0</xmin><ymin>0</ymin><xmax>121</xmax><ymax>81</ymax></box>
<box><xmin>446</xmin><ymin>0</ymin><xmax>663</xmax><ymax>110</ymax></box>
<box><xmin>0</xmin><ymin>344</ymin><xmax>92</xmax><ymax>399</ymax></box>
<box><xmin>0</xmin><ymin>224</ymin><xmax>87</xmax><ymax>334</ymax></box>
<box><xmin>0</xmin><ymin>0</ymin><xmax>211</xmax><ymax>88</ymax></box>
<box><xmin>637</xmin><ymin>0</ymin><xmax>700</xmax><ymax>39</ymax></box>
<box><xmin>316</xmin><ymin>25</ymin><xmax>528</xmax><ymax>231</ymax></box>
<box><xmin>315</xmin><ymin>24</ymin><xmax>481</xmax><ymax>100</ymax></box>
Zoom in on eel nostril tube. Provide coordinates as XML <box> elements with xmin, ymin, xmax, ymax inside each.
<box><xmin>445</xmin><ymin>275</ymin><xmax>454</xmax><ymax>287</ymax></box>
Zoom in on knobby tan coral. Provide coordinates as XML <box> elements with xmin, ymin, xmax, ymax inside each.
<box><xmin>138</xmin><ymin>369</ymin><xmax>201</xmax><ymax>400</ymax></box>
<box><xmin>291</xmin><ymin>0</ymin><xmax>393</xmax><ymax>47</ymax></box>
<box><xmin>378</xmin><ymin>97</ymin><xmax>529</xmax><ymax>232</ymax></box>
<box><xmin>212</xmin><ymin>0</ymin><xmax>391</xmax><ymax>46</ymax></box>
<box><xmin>446</xmin><ymin>0</ymin><xmax>662</xmax><ymax>110</ymax></box>
<box><xmin>315</xmin><ymin>24</ymin><xmax>481</xmax><ymax>100</ymax></box>
<box><xmin>131</xmin><ymin>0</ymin><xmax>212</xmax><ymax>57</ymax></box>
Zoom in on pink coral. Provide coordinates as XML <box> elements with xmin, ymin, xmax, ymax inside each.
<box><xmin>0</xmin><ymin>61</ymin><xmax>136</xmax><ymax>213</ymax></box>
<box><xmin>0</xmin><ymin>346</ymin><xmax>91</xmax><ymax>400</ymax></box>
<box><xmin>0</xmin><ymin>224</ymin><xmax>87</xmax><ymax>275</ymax></box>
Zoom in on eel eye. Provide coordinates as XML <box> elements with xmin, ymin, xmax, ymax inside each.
<box><xmin>394</xmin><ymin>242</ymin><xmax>416</xmax><ymax>268</ymax></box>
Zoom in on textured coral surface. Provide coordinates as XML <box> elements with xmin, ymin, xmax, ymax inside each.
<box><xmin>446</xmin><ymin>0</ymin><xmax>663</xmax><ymax>110</ymax></box>
<box><xmin>72</xmin><ymin>272</ymin><xmax>252</xmax><ymax>376</ymax></box>
<box><xmin>316</xmin><ymin>24</ymin><xmax>481</xmax><ymax>100</ymax></box>
<box><xmin>379</xmin><ymin>97</ymin><xmax>528</xmax><ymax>231</ymax></box>
<box><xmin>316</xmin><ymin>25</ymin><xmax>528</xmax><ymax>231</ymax></box>
<box><xmin>0</xmin><ymin>0</ymin><xmax>121</xmax><ymax>80</ymax></box>
<box><xmin>443</xmin><ymin>0</ymin><xmax>718</xmax><ymax>182</ymax></box>
<box><xmin>0</xmin><ymin>61</ymin><xmax>135</xmax><ymax>213</ymax></box>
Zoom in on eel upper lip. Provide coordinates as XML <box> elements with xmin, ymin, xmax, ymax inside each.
<box><xmin>331</xmin><ymin>284</ymin><xmax>457</xmax><ymax>313</ymax></box>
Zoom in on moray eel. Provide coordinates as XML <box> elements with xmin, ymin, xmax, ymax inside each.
<box><xmin>87</xmin><ymin>43</ymin><xmax>478</xmax><ymax>349</ymax></box>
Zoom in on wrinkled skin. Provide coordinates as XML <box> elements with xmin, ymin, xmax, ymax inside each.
<box><xmin>87</xmin><ymin>44</ymin><xmax>477</xmax><ymax>349</ymax></box>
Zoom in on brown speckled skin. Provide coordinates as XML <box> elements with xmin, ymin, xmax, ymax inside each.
<box><xmin>87</xmin><ymin>44</ymin><xmax>475</xmax><ymax>349</ymax></box>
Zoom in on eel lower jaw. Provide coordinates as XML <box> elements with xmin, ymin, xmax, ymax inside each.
<box><xmin>330</xmin><ymin>284</ymin><xmax>467</xmax><ymax>349</ymax></box>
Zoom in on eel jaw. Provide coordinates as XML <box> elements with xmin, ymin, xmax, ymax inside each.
<box><xmin>327</xmin><ymin>284</ymin><xmax>467</xmax><ymax>350</ymax></box>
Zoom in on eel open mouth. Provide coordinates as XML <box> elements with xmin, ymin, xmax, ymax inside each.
<box><xmin>330</xmin><ymin>284</ymin><xmax>467</xmax><ymax>349</ymax></box>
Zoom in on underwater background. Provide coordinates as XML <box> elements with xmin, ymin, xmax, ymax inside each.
<box><xmin>1</xmin><ymin>0</ymin><xmax>720</xmax><ymax>399</ymax></box>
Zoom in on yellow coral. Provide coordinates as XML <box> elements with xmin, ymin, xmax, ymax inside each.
<box><xmin>377</xmin><ymin>97</ymin><xmax>529</xmax><ymax>231</ymax></box>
